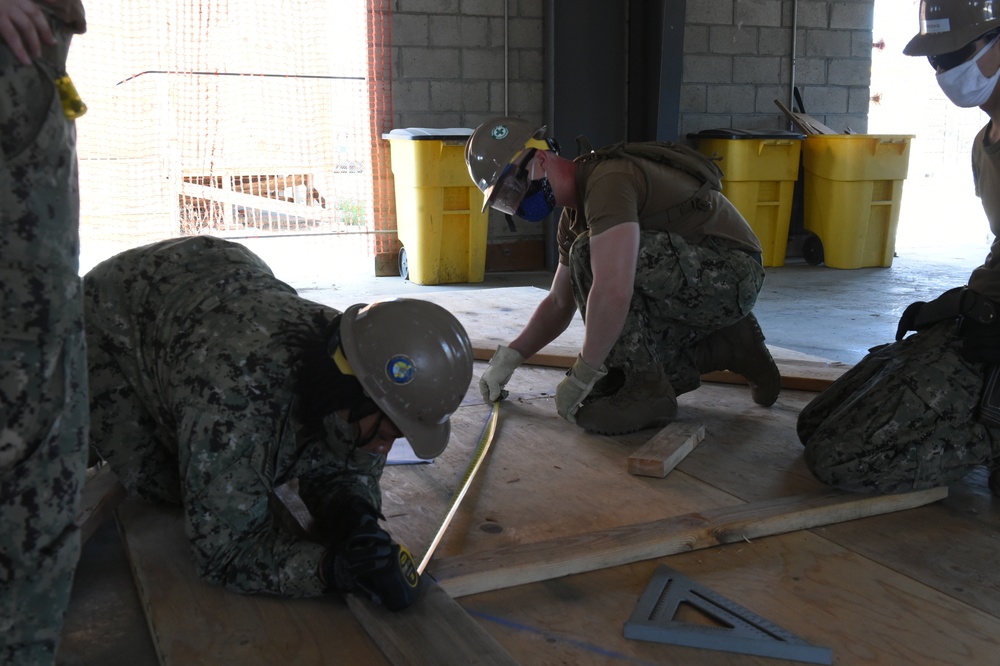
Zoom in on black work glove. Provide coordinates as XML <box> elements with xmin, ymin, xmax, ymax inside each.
<box><xmin>323</xmin><ymin>513</ymin><xmax>421</xmax><ymax>611</ymax></box>
<box><xmin>324</xmin><ymin>495</ymin><xmax>382</xmax><ymax>548</ymax></box>
<box><xmin>960</xmin><ymin>316</ymin><xmax>1000</xmax><ymax>364</ymax></box>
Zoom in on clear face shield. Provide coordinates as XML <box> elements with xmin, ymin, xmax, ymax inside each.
<box><xmin>486</xmin><ymin>149</ymin><xmax>536</xmax><ymax>215</ymax></box>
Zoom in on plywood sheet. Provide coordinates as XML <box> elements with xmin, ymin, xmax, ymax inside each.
<box><xmin>457</xmin><ymin>528</ymin><xmax>1000</xmax><ymax>665</ymax></box>
<box><xmin>116</xmin><ymin>501</ymin><xmax>390</xmax><ymax>666</ymax></box>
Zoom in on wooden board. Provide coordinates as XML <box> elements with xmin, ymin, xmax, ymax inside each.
<box><xmin>429</xmin><ymin>487</ymin><xmax>947</xmax><ymax>598</ymax></box>
<box><xmin>346</xmin><ymin>584</ymin><xmax>517</xmax><ymax>666</ymax></box>
<box><xmin>77</xmin><ymin>464</ymin><xmax>126</xmax><ymax>544</ymax></box>
<box><xmin>116</xmin><ymin>501</ymin><xmax>515</xmax><ymax>666</ymax></box>
<box><xmin>774</xmin><ymin>98</ymin><xmax>839</xmax><ymax>135</ymax></box>
<box><xmin>628</xmin><ymin>422</ymin><xmax>706</xmax><ymax>478</ymax></box>
<box><xmin>471</xmin><ymin>339</ymin><xmax>848</xmax><ymax>392</ymax></box>
<box><xmin>117</xmin><ymin>501</ymin><xmax>390</xmax><ymax>665</ymax></box>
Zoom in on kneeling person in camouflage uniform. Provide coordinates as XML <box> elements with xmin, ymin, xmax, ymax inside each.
<box><xmin>799</xmin><ymin>0</ymin><xmax>1000</xmax><ymax>495</ymax></box>
<box><xmin>466</xmin><ymin>117</ymin><xmax>780</xmax><ymax>436</ymax></box>
<box><xmin>84</xmin><ymin>236</ymin><xmax>473</xmax><ymax>610</ymax></box>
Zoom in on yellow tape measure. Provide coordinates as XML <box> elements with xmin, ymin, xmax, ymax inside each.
<box><xmin>54</xmin><ymin>74</ymin><xmax>87</xmax><ymax>119</ymax></box>
<box><xmin>417</xmin><ymin>400</ymin><xmax>500</xmax><ymax>575</ymax></box>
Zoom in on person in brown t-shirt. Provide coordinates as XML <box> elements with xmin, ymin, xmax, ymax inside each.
<box><xmin>466</xmin><ymin>117</ymin><xmax>781</xmax><ymax>437</ymax></box>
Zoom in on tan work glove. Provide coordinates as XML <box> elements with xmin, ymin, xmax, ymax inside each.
<box><xmin>555</xmin><ymin>355</ymin><xmax>608</xmax><ymax>424</ymax></box>
<box><xmin>479</xmin><ymin>345</ymin><xmax>526</xmax><ymax>403</ymax></box>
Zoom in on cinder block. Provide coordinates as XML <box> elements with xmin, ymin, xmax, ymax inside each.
<box><xmin>796</xmin><ymin>1</ymin><xmax>830</xmax><ymax>28</ymax></box>
<box><xmin>797</xmin><ymin>84</ymin><xmax>849</xmax><ymax>113</ymax></box>
<box><xmin>461</xmin><ymin>0</ymin><xmax>506</xmax><ymax>17</ymax></box>
<box><xmin>758</xmin><ymin>27</ymin><xmax>793</xmax><ymax>56</ymax></box>
<box><xmin>398</xmin><ymin>47</ymin><xmax>462</xmax><ymax>79</ymax></box>
<box><xmin>829</xmin><ymin>58</ymin><xmax>871</xmax><ymax>86</ymax></box>
<box><xmin>791</xmin><ymin>57</ymin><xmax>828</xmax><ymax>85</ymax></box>
<box><xmin>733</xmin><ymin>56</ymin><xmax>782</xmax><ymax>84</ymax></box>
<box><xmin>831</xmin><ymin>2</ymin><xmax>873</xmax><ymax>30</ymax></box>
<box><xmin>804</xmin><ymin>29</ymin><xmax>853</xmax><ymax>57</ymax></box>
<box><xmin>706</xmin><ymin>84</ymin><xmax>758</xmax><ymax>113</ymax></box>
<box><xmin>397</xmin><ymin>0</ymin><xmax>459</xmax><ymax>13</ymax></box>
<box><xmin>848</xmin><ymin>86</ymin><xmax>872</xmax><ymax>113</ymax></box>
<box><xmin>462</xmin><ymin>48</ymin><xmax>505</xmax><ymax>80</ymax></box>
<box><xmin>507</xmin><ymin>17</ymin><xmax>543</xmax><ymax>49</ymax></box>
<box><xmin>735</xmin><ymin>0</ymin><xmax>783</xmax><ymax>28</ymax></box>
<box><xmin>684</xmin><ymin>55</ymin><xmax>734</xmax><ymax>84</ymax></box>
<box><xmin>393</xmin><ymin>13</ymin><xmax>430</xmax><ymax>47</ymax></box>
<box><xmin>679</xmin><ymin>84</ymin><xmax>707</xmax><ymax>113</ymax></box>
<box><xmin>687</xmin><ymin>1</ymin><xmax>735</xmax><ymax>25</ymax></box>
<box><xmin>710</xmin><ymin>25</ymin><xmax>760</xmax><ymax>55</ymax></box>
<box><xmin>393</xmin><ymin>80</ymin><xmax>431</xmax><ymax>113</ymax></box>
<box><xmin>429</xmin><ymin>16</ymin><xmax>488</xmax><ymax>47</ymax></box>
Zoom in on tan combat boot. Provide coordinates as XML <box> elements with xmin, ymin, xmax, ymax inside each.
<box><xmin>696</xmin><ymin>312</ymin><xmax>781</xmax><ymax>406</ymax></box>
<box><xmin>574</xmin><ymin>368</ymin><xmax>677</xmax><ymax>436</ymax></box>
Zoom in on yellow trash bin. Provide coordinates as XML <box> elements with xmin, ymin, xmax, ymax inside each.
<box><xmin>383</xmin><ymin>128</ymin><xmax>488</xmax><ymax>285</ymax></box>
<box><xmin>690</xmin><ymin>129</ymin><xmax>805</xmax><ymax>267</ymax></box>
<box><xmin>801</xmin><ymin>134</ymin><xmax>914</xmax><ymax>269</ymax></box>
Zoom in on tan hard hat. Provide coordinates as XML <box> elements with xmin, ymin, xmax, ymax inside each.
<box><xmin>339</xmin><ymin>298</ymin><xmax>473</xmax><ymax>459</ymax></box>
<box><xmin>466</xmin><ymin>117</ymin><xmax>551</xmax><ymax>213</ymax></box>
<box><xmin>904</xmin><ymin>0</ymin><xmax>1000</xmax><ymax>56</ymax></box>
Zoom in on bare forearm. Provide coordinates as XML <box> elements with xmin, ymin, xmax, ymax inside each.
<box><xmin>509</xmin><ymin>293</ymin><xmax>577</xmax><ymax>359</ymax></box>
<box><xmin>580</xmin><ymin>281</ymin><xmax>632</xmax><ymax>368</ymax></box>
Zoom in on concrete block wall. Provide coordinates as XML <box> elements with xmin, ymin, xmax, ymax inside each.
<box><xmin>388</xmin><ymin>0</ymin><xmax>878</xmax><ymax>267</ymax></box>
<box><xmin>681</xmin><ymin>0</ymin><xmax>875</xmax><ymax>137</ymax></box>
<box><xmin>390</xmin><ymin>1</ymin><xmax>546</xmax><ymax>266</ymax></box>
<box><xmin>391</xmin><ymin>0</ymin><xmax>544</xmax><ymax>131</ymax></box>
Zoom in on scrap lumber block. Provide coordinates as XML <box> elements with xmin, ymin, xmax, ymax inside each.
<box><xmin>628</xmin><ymin>423</ymin><xmax>706</xmax><ymax>478</ymax></box>
<box><xmin>430</xmin><ymin>486</ymin><xmax>948</xmax><ymax>599</ymax></box>
<box><xmin>77</xmin><ymin>464</ymin><xmax>126</xmax><ymax>545</ymax></box>
<box><xmin>117</xmin><ymin>499</ymin><xmax>516</xmax><ymax>666</ymax></box>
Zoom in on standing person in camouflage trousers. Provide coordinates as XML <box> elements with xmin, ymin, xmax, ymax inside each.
<box><xmin>84</xmin><ymin>236</ymin><xmax>473</xmax><ymax>610</ymax></box>
<box><xmin>1</xmin><ymin>1</ymin><xmax>89</xmax><ymax>664</ymax></box>
<box><xmin>798</xmin><ymin>0</ymin><xmax>1000</xmax><ymax>496</ymax></box>
<box><xmin>466</xmin><ymin>117</ymin><xmax>781</xmax><ymax>436</ymax></box>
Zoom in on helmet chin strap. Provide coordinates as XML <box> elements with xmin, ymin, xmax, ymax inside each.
<box><xmin>353</xmin><ymin>411</ymin><xmax>387</xmax><ymax>452</ymax></box>
<box><xmin>331</xmin><ymin>345</ymin><xmax>355</xmax><ymax>376</ymax></box>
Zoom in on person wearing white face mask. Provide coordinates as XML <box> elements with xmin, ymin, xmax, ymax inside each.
<box><xmin>466</xmin><ymin>117</ymin><xmax>781</xmax><ymax>437</ymax></box>
<box><xmin>796</xmin><ymin>0</ymin><xmax>1000</xmax><ymax>497</ymax></box>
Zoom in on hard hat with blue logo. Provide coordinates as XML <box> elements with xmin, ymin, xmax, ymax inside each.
<box><xmin>465</xmin><ymin>116</ymin><xmax>556</xmax><ymax>214</ymax></box>
<box><xmin>339</xmin><ymin>299</ymin><xmax>473</xmax><ymax>459</ymax></box>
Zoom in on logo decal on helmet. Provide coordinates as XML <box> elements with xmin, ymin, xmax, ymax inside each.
<box><xmin>491</xmin><ymin>124</ymin><xmax>509</xmax><ymax>140</ymax></box>
<box><xmin>922</xmin><ymin>18</ymin><xmax>951</xmax><ymax>34</ymax></box>
<box><xmin>387</xmin><ymin>355</ymin><xmax>416</xmax><ymax>384</ymax></box>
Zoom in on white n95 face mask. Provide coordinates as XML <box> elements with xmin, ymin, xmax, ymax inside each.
<box><xmin>936</xmin><ymin>36</ymin><xmax>1000</xmax><ymax>108</ymax></box>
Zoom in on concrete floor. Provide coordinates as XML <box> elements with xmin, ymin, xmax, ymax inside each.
<box><xmin>57</xmin><ymin>233</ymin><xmax>991</xmax><ymax>664</ymax></box>
<box><xmin>261</xmin><ymin>234</ymin><xmax>989</xmax><ymax>366</ymax></box>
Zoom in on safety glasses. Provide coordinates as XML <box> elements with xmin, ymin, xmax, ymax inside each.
<box><xmin>928</xmin><ymin>30</ymin><xmax>1000</xmax><ymax>71</ymax></box>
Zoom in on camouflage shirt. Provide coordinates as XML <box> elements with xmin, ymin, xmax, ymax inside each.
<box><xmin>85</xmin><ymin>236</ymin><xmax>383</xmax><ymax>597</ymax></box>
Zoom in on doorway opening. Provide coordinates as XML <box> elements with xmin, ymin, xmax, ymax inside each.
<box><xmin>869</xmin><ymin>0</ymin><xmax>993</xmax><ymax>257</ymax></box>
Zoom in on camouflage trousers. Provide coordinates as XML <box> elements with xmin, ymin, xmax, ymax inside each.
<box><xmin>0</xmin><ymin>29</ymin><xmax>88</xmax><ymax>666</ymax></box>
<box><xmin>798</xmin><ymin>320</ymin><xmax>999</xmax><ymax>493</ymax></box>
<box><xmin>568</xmin><ymin>230</ymin><xmax>764</xmax><ymax>390</ymax></box>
